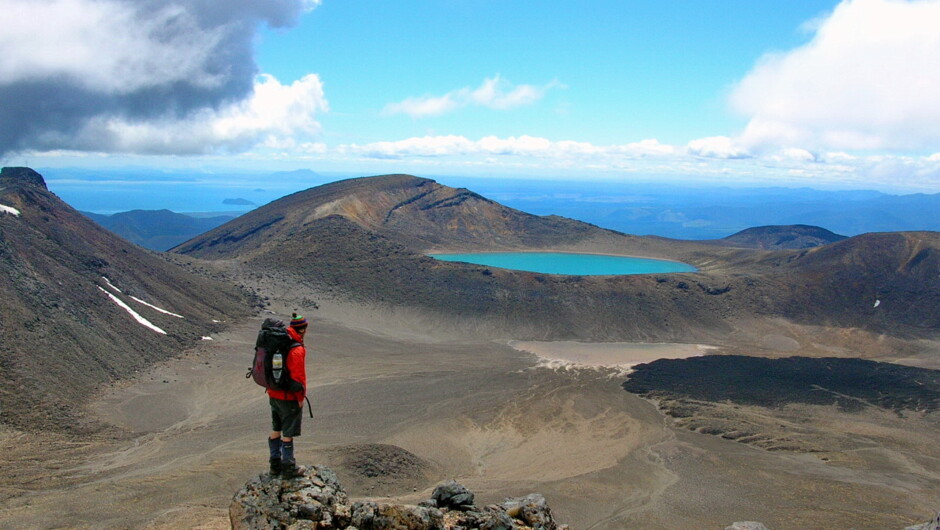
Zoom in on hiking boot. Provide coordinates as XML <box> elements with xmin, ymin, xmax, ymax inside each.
<box><xmin>279</xmin><ymin>463</ymin><xmax>306</xmax><ymax>480</ymax></box>
<box><xmin>269</xmin><ymin>458</ymin><xmax>282</xmax><ymax>476</ymax></box>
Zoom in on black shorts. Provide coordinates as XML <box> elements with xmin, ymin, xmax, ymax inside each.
<box><xmin>270</xmin><ymin>397</ymin><xmax>302</xmax><ymax>437</ymax></box>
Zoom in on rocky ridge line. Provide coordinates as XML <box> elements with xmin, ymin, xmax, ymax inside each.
<box><xmin>230</xmin><ymin>464</ymin><xmax>940</xmax><ymax>529</ymax></box>
<box><xmin>230</xmin><ymin>464</ymin><xmax>568</xmax><ymax>529</ymax></box>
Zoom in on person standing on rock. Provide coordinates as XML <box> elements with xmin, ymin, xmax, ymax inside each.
<box><xmin>267</xmin><ymin>313</ymin><xmax>309</xmax><ymax>479</ymax></box>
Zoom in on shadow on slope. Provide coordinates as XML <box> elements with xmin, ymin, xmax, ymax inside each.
<box><xmin>0</xmin><ymin>167</ymin><xmax>254</xmax><ymax>433</ymax></box>
<box><xmin>624</xmin><ymin>355</ymin><xmax>940</xmax><ymax>413</ymax></box>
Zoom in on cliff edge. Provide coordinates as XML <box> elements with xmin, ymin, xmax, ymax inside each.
<box><xmin>230</xmin><ymin>464</ymin><xmax>567</xmax><ymax>529</ymax></box>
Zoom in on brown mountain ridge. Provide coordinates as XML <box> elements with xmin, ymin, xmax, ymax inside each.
<box><xmin>174</xmin><ymin>174</ymin><xmax>940</xmax><ymax>348</ymax></box>
<box><xmin>0</xmin><ymin>167</ymin><xmax>254</xmax><ymax>433</ymax></box>
<box><xmin>712</xmin><ymin>224</ymin><xmax>848</xmax><ymax>249</ymax></box>
<box><xmin>174</xmin><ymin>174</ymin><xmax>642</xmax><ymax>256</ymax></box>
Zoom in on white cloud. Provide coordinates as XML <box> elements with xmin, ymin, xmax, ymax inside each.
<box><xmin>468</xmin><ymin>76</ymin><xmax>550</xmax><ymax>110</ymax></box>
<box><xmin>23</xmin><ymin>130</ymin><xmax>940</xmax><ymax>192</ymax></box>
<box><xmin>779</xmin><ymin>148</ymin><xmax>817</xmax><ymax>163</ymax></box>
<box><xmin>478</xmin><ymin>135</ymin><xmax>553</xmax><ymax>155</ymax></box>
<box><xmin>382</xmin><ymin>75</ymin><xmax>559</xmax><ymax>118</ymax></box>
<box><xmin>328</xmin><ymin>133</ymin><xmax>940</xmax><ymax>191</ymax></box>
<box><xmin>686</xmin><ymin>136</ymin><xmax>751</xmax><ymax>159</ymax></box>
<box><xmin>617</xmin><ymin>139</ymin><xmax>678</xmax><ymax>157</ymax></box>
<box><xmin>732</xmin><ymin>0</ymin><xmax>940</xmax><ymax>151</ymax></box>
<box><xmin>823</xmin><ymin>151</ymin><xmax>858</xmax><ymax>162</ymax></box>
<box><xmin>0</xmin><ymin>0</ymin><xmax>318</xmax><ymax>156</ymax></box>
<box><xmin>342</xmin><ymin>135</ymin><xmax>680</xmax><ymax>161</ymax></box>
<box><xmin>60</xmin><ymin>74</ymin><xmax>328</xmax><ymax>154</ymax></box>
<box><xmin>0</xmin><ymin>0</ymin><xmax>224</xmax><ymax>94</ymax></box>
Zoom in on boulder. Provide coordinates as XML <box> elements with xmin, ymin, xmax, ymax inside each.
<box><xmin>351</xmin><ymin>501</ymin><xmax>444</xmax><ymax>530</ymax></box>
<box><xmin>432</xmin><ymin>480</ymin><xmax>475</xmax><ymax>510</ymax></box>
<box><xmin>230</xmin><ymin>465</ymin><xmax>349</xmax><ymax>529</ymax></box>
<box><xmin>502</xmin><ymin>494</ymin><xmax>557</xmax><ymax>530</ymax></box>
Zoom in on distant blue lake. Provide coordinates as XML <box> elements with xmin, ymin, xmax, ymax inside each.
<box><xmin>429</xmin><ymin>252</ymin><xmax>696</xmax><ymax>276</ymax></box>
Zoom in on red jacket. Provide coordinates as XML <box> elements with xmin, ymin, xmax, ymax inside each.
<box><xmin>267</xmin><ymin>326</ymin><xmax>307</xmax><ymax>403</ymax></box>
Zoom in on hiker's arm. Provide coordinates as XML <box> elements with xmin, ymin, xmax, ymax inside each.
<box><xmin>288</xmin><ymin>345</ymin><xmax>307</xmax><ymax>399</ymax></box>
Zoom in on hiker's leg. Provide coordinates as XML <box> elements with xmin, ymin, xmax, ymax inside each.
<box><xmin>280</xmin><ymin>400</ymin><xmax>302</xmax><ymax>444</ymax></box>
<box><xmin>278</xmin><ymin>401</ymin><xmax>304</xmax><ymax>477</ymax></box>
<box><xmin>268</xmin><ymin>434</ymin><xmax>283</xmax><ymax>458</ymax></box>
<box><xmin>269</xmin><ymin>398</ymin><xmax>285</xmax><ymax>474</ymax></box>
<box><xmin>281</xmin><ymin>438</ymin><xmax>295</xmax><ymax>464</ymax></box>
<box><xmin>267</xmin><ymin>434</ymin><xmax>283</xmax><ymax>474</ymax></box>
<box><xmin>270</xmin><ymin>398</ymin><xmax>285</xmax><ymax>436</ymax></box>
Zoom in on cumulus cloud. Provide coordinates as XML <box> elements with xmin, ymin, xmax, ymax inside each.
<box><xmin>327</xmin><ymin>133</ymin><xmax>938</xmax><ymax>191</ymax></box>
<box><xmin>732</xmin><ymin>0</ymin><xmax>940</xmax><ymax>151</ymax></box>
<box><xmin>50</xmin><ymin>74</ymin><xmax>328</xmax><ymax>154</ymax></box>
<box><xmin>382</xmin><ymin>75</ymin><xmax>559</xmax><ymax>118</ymax></box>
<box><xmin>0</xmin><ymin>0</ymin><xmax>318</xmax><ymax>156</ymax></box>
<box><xmin>341</xmin><ymin>135</ymin><xmax>678</xmax><ymax>162</ymax></box>
<box><xmin>686</xmin><ymin>136</ymin><xmax>751</xmax><ymax>159</ymax></box>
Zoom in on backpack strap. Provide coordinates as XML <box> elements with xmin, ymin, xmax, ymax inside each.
<box><xmin>283</xmin><ymin>341</ymin><xmax>305</xmax><ymax>394</ymax></box>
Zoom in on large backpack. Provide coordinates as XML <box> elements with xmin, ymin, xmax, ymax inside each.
<box><xmin>247</xmin><ymin>317</ymin><xmax>302</xmax><ymax>392</ymax></box>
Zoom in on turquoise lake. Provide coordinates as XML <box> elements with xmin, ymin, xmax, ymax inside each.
<box><xmin>429</xmin><ymin>252</ymin><xmax>696</xmax><ymax>276</ymax></box>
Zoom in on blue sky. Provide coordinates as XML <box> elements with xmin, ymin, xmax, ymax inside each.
<box><xmin>257</xmin><ymin>1</ymin><xmax>827</xmax><ymax>145</ymax></box>
<box><xmin>2</xmin><ymin>0</ymin><xmax>940</xmax><ymax>192</ymax></box>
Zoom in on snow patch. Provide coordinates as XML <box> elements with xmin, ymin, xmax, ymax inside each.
<box><xmin>98</xmin><ymin>287</ymin><xmax>166</xmax><ymax>334</ymax></box>
<box><xmin>510</xmin><ymin>340</ymin><xmax>711</xmax><ymax>378</ymax></box>
<box><xmin>533</xmin><ymin>357</ymin><xmax>635</xmax><ymax>377</ymax></box>
<box><xmin>102</xmin><ymin>276</ymin><xmax>122</xmax><ymax>293</ymax></box>
<box><xmin>201</xmin><ymin>336</ymin><xmax>213</xmax><ymax>341</ymax></box>
<box><xmin>129</xmin><ymin>295</ymin><xmax>184</xmax><ymax>318</ymax></box>
<box><xmin>1</xmin><ymin>204</ymin><xmax>21</xmax><ymax>216</ymax></box>
<box><xmin>102</xmin><ymin>277</ymin><xmax>183</xmax><ymax>318</ymax></box>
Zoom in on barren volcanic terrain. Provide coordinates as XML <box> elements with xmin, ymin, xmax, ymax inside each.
<box><xmin>176</xmin><ymin>174</ymin><xmax>940</xmax><ymax>349</ymax></box>
<box><xmin>0</xmin><ymin>167</ymin><xmax>253</xmax><ymax>433</ymax></box>
<box><xmin>2</xmin><ymin>172</ymin><xmax>938</xmax><ymax>529</ymax></box>
<box><xmin>2</xmin><ymin>300</ymin><xmax>937</xmax><ymax>529</ymax></box>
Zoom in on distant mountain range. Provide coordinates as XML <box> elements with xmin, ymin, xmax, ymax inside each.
<box><xmin>0</xmin><ymin>167</ymin><xmax>252</xmax><ymax>433</ymax></box>
<box><xmin>83</xmin><ymin>209</ymin><xmax>237</xmax><ymax>251</ymax></box>
<box><xmin>452</xmin><ymin>178</ymin><xmax>940</xmax><ymax>239</ymax></box>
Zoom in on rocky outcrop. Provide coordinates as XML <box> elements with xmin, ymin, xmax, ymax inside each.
<box><xmin>230</xmin><ymin>465</ymin><xmax>568</xmax><ymax>529</ymax></box>
<box><xmin>0</xmin><ymin>166</ymin><xmax>48</xmax><ymax>189</ymax></box>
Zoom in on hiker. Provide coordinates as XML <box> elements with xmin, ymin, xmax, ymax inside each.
<box><xmin>266</xmin><ymin>313</ymin><xmax>309</xmax><ymax>479</ymax></box>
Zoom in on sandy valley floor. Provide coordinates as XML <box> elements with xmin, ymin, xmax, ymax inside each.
<box><xmin>1</xmin><ymin>302</ymin><xmax>938</xmax><ymax>529</ymax></box>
